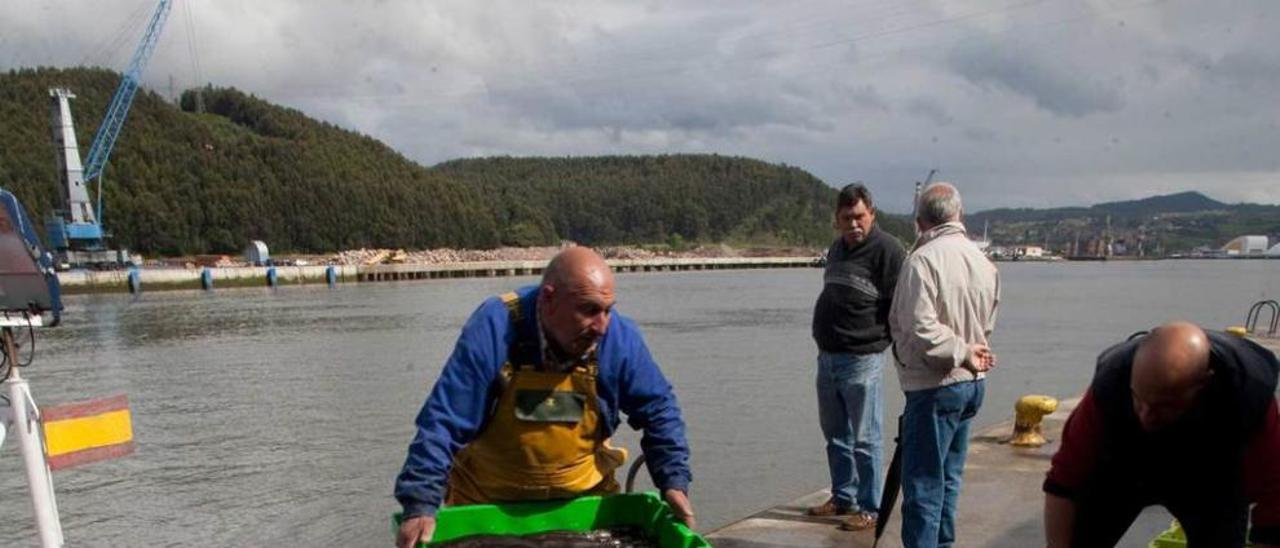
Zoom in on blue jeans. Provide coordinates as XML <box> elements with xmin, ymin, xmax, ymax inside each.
<box><xmin>815</xmin><ymin>350</ymin><xmax>884</xmax><ymax>514</ymax></box>
<box><xmin>900</xmin><ymin>379</ymin><xmax>985</xmax><ymax>548</ymax></box>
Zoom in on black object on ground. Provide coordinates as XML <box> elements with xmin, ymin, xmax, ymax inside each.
<box><xmin>875</xmin><ymin>415</ymin><xmax>905</xmax><ymax>547</ymax></box>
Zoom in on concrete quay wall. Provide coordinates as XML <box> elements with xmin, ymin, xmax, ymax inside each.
<box><xmin>58</xmin><ymin>265</ymin><xmax>358</xmax><ymax>293</ymax></box>
<box><xmin>58</xmin><ymin>257</ymin><xmax>818</xmax><ymax>293</ymax></box>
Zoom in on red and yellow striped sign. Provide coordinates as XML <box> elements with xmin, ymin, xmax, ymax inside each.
<box><xmin>41</xmin><ymin>394</ymin><xmax>134</xmax><ymax>471</ymax></box>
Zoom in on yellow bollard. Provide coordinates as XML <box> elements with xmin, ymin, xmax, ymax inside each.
<box><xmin>1010</xmin><ymin>395</ymin><xmax>1058</xmax><ymax>447</ymax></box>
<box><xmin>1226</xmin><ymin>326</ymin><xmax>1249</xmax><ymax>338</ymax></box>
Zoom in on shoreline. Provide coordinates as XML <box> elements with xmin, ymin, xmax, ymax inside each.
<box><xmin>58</xmin><ymin>256</ymin><xmax>822</xmax><ymax>294</ymax></box>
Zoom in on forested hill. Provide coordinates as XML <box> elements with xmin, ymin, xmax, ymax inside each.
<box><xmin>436</xmin><ymin>156</ymin><xmax>839</xmax><ymax>248</ymax></box>
<box><xmin>0</xmin><ymin>67</ymin><xmax>859</xmax><ymax>255</ymax></box>
<box><xmin>2</xmin><ymin>67</ymin><xmax>507</xmax><ymax>254</ymax></box>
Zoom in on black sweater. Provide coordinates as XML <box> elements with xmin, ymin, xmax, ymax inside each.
<box><xmin>812</xmin><ymin>226</ymin><xmax>906</xmax><ymax>354</ymax></box>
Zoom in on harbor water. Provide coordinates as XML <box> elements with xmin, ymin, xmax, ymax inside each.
<box><xmin>0</xmin><ymin>260</ymin><xmax>1276</xmax><ymax>546</ymax></box>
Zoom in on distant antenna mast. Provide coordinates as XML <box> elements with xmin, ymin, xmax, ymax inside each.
<box><xmin>913</xmin><ymin>169</ymin><xmax>937</xmax><ymax>237</ymax></box>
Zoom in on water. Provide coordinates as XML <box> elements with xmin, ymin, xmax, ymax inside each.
<box><xmin>0</xmin><ymin>261</ymin><xmax>1276</xmax><ymax>546</ymax></box>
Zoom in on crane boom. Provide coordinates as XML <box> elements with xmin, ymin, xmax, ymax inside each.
<box><xmin>82</xmin><ymin>0</ymin><xmax>172</xmax><ymax>190</ymax></box>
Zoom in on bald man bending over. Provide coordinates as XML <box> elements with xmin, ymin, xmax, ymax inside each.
<box><xmin>395</xmin><ymin>247</ymin><xmax>694</xmax><ymax>547</ymax></box>
<box><xmin>1044</xmin><ymin>322</ymin><xmax>1280</xmax><ymax>548</ymax></box>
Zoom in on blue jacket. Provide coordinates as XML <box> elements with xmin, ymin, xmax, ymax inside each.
<box><xmin>394</xmin><ymin>285</ymin><xmax>692</xmax><ymax>517</ymax></box>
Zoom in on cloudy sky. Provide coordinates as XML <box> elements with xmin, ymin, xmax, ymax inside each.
<box><xmin>3</xmin><ymin>0</ymin><xmax>1277</xmax><ymax>213</ymax></box>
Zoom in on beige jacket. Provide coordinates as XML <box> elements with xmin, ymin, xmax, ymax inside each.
<box><xmin>889</xmin><ymin>221</ymin><xmax>1000</xmax><ymax>392</ymax></box>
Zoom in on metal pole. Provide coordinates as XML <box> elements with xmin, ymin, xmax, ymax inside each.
<box><xmin>912</xmin><ymin>181</ymin><xmax>923</xmax><ymax>239</ymax></box>
<box><xmin>3</xmin><ymin>328</ymin><xmax>63</xmax><ymax>547</ymax></box>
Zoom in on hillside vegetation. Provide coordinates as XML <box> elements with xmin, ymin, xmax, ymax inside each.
<box><xmin>1</xmin><ymin>67</ymin><xmax>863</xmax><ymax>255</ymax></box>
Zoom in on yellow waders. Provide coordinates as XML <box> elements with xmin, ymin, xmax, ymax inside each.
<box><xmin>446</xmin><ymin>293</ymin><xmax>627</xmax><ymax>505</ymax></box>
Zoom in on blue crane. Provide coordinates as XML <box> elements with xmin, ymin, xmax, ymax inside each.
<box><xmin>47</xmin><ymin>0</ymin><xmax>172</xmax><ymax>266</ymax></box>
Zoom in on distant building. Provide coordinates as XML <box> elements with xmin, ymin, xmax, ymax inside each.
<box><xmin>244</xmin><ymin>240</ymin><xmax>270</xmax><ymax>266</ymax></box>
<box><xmin>1016</xmin><ymin>245</ymin><xmax>1045</xmax><ymax>258</ymax></box>
<box><xmin>1223</xmin><ymin>235</ymin><xmax>1269</xmax><ymax>256</ymax></box>
<box><xmin>1084</xmin><ymin>237</ymin><xmax>1108</xmax><ymax>257</ymax></box>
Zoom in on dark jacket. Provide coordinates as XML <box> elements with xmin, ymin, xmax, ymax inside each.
<box><xmin>811</xmin><ymin>226</ymin><xmax>905</xmax><ymax>354</ymax></box>
<box><xmin>1045</xmin><ymin>330</ymin><xmax>1280</xmax><ymax>545</ymax></box>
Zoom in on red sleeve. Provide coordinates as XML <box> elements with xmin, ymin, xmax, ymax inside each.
<box><xmin>1043</xmin><ymin>388</ymin><xmax>1103</xmax><ymax>498</ymax></box>
<box><xmin>1245</xmin><ymin>399</ymin><xmax>1280</xmax><ymax>534</ymax></box>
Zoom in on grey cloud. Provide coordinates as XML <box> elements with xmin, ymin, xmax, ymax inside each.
<box><xmin>2</xmin><ymin>0</ymin><xmax>1277</xmax><ymax>213</ymax></box>
<box><xmin>838</xmin><ymin>84</ymin><xmax>890</xmax><ymax>113</ymax></box>
<box><xmin>905</xmin><ymin>97</ymin><xmax>952</xmax><ymax>126</ymax></box>
<box><xmin>485</xmin><ymin>80</ymin><xmax>827</xmax><ymax>133</ymax></box>
<box><xmin>466</xmin><ymin>11</ymin><xmax>846</xmax><ymax>134</ymax></box>
<box><xmin>1208</xmin><ymin>50</ymin><xmax>1280</xmax><ymax>90</ymax></box>
<box><xmin>962</xmin><ymin>127</ymin><xmax>997</xmax><ymax>143</ymax></box>
<box><xmin>946</xmin><ymin>41</ymin><xmax>1124</xmax><ymax>118</ymax></box>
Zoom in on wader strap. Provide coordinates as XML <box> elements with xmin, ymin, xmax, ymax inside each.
<box><xmin>500</xmin><ymin>292</ymin><xmax>522</xmax><ymax>322</ymax></box>
<box><xmin>500</xmin><ymin>292</ymin><xmax>541</xmax><ymax>367</ymax></box>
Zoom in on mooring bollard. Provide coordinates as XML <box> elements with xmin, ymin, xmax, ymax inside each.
<box><xmin>1010</xmin><ymin>395</ymin><xmax>1058</xmax><ymax>447</ymax></box>
<box><xmin>200</xmin><ymin>268</ymin><xmax>213</xmax><ymax>291</ymax></box>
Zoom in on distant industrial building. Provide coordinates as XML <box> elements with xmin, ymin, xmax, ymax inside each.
<box><xmin>1222</xmin><ymin>235</ymin><xmax>1269</xmax><ymax>256</ymax></box>
<box><xmin>244</xmin><ymin>240</ymin><xmax>270</xmax><ymax>266</ymax></box>
<box><xmin>1015</xmin><ymin>245</ymin><xmax>1045</xmax><ymax>258</ymax></box>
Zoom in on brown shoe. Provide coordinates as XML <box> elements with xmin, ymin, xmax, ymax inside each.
<box><xmin>840</xmin><ymin>511</ymin><xmax>878</xmax><ymax>531</ymax></box>
<box><xmin>806</xmin><ymin>498</ymin><xmax>853</xmax><ymax>517</ymax></box>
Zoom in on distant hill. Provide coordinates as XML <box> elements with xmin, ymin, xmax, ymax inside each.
<box><xmin>967</xmin><ymin>191</ymin><xmax>1280</xmax><ymax>254</ymax></box>
<box><xmin>0</xmin><ymin>67</ymin><xmax>870</xmax><ymax>255</ymax></box>
<box><xmin>1091</xmin><ymin>191</ymin><xmax>1227</xmax><ymax>216</ymax></box>
<box><xmin>434</xmin><ymin>156</ymin><xmax>914</xmax><ymax>248</ymax></box>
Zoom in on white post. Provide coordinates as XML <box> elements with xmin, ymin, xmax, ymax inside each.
<box><xmin>3</xmin><ymin>329</ymin><xmax>64</xmax><ymax>547</ymax></box>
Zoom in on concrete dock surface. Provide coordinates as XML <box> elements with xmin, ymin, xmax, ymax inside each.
<box><xmin>708</xmin><ymin>333</ymin><xmax>1280</xmax><ymax>547</ymax></box>
<box><xmin>705</xmin><ymin>396</ymin><xmax>1180</xmax><ymax>547</ymax></box>
<box><xmin>705</xmin><ymin>397</ymin><xmax>1078</xmax><ymax>548</ymax></box>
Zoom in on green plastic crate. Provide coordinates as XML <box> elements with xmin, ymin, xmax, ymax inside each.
<box><xmin>393</xmin><ymin>492</ymin><xmax>710</xmax><ymax>547</ymax></box>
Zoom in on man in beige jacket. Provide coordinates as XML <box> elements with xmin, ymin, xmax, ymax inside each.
<box><xmin>888</xmin><ymin>182</ymin><xmax>1000</xmax><ymax>548</ymax></box>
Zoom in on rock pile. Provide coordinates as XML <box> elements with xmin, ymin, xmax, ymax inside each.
<box><xmin>327</xmin><ymin>242</ymin><xmax>813</xmax><ymax>266</ymax></box>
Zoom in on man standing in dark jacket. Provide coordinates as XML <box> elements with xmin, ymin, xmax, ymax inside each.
<box><xmin>1044</xmin><ymin>322</ymin><xmax>1280</xmax><ymax>548</ymax></box>
<box><xmin>809</xmin><ymin>183</ymin><xmax>906</xmax><ymax>531</ymax></box>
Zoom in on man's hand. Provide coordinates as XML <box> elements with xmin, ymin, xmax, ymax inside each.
<box><xmin>964</xmin><ymin>343</ymin><xmax>997</xmax><ymax>373</ymax></box>
<box><xmin>663</xmin><ymin>488</ymin><xmax>696</xmax><ymax>529</ymax></box>
<box><xmin>396</xmin><ymin>515</ymin><xmax>436</xmax><ymax>548</ymax></box>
